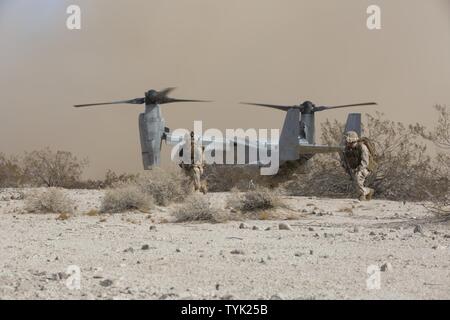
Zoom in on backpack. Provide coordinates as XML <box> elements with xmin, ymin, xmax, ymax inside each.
<box><xmin>359</xmin><ymin>137</ymin><xmax>377</xmax><ymax>172</ymax></box>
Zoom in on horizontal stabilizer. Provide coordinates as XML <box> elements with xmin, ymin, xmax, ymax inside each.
<box><xmin>298</xmin><ymin>144</ymin><xmax>343</xmax><ymax>154</ymax></box>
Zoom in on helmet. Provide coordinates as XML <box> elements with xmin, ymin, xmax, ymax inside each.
<box><xmin>345</xmin><ymin>131</ymin><xmax>359</xmax><ymax>143</ymax></box>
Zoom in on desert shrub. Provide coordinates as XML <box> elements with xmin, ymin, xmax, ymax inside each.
<box><xmin>134</xmin><ymin>168</ymin><xmax>191</xmax><ymax>206</ymax></box>
<box><xmin>100</xmin><ymin>185</ymin><xmax>153</xmax><ymax>213</ymax></box>
<box><xmin>25</xmin><ymin>188</ymin><xmax>74</xmax><ymax>214</ymax></box>
<box><xmin>67</xmin><ymin>170</ymin><xmax>138</xmax><ymax>190</ymax></box>
<box><xmin>282</xmin><ymin>154</ymin><xmax>353</xmax><ymax>198</ymax></box>
<box><xmin>284</xmin><ymin>112</ymin><xmax>441</xmax><ymax>201</ymax></box>
<box><xmin>22</xmin><ymin>148</ymin><xmax>88</xmax><ymax>188</ymax></box>
<box><xmin>230</xmin><ymin>187</ymin><xmax>282</xmax><ymax>213</ymax></box>
<box><xmin>413</xmin><ymin>105</ymin><xmax>450</xmax><ymax>213</ymax></box>
<box><xmin>173</xmin><ymin>195</ymin><xmax>228</xmax><ymax>223</ymax></box>
<box><xmin>102</xmin><ymin>169</ymin><xmax>138</xmax><ymax>188</ymax></box>
<box><xmin>203</xmin><ymin>165</ymin><xmax>266</xmax><ymax>192</ymax></box>
<box><xmin>0</xmin><ymin>153</ymin><xmax>23</xmax><ymax>187</ymax></box>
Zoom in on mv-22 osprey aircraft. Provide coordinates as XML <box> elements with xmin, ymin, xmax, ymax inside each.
<box><xmin>74</xmin><ymin>88</ymin><xmax>376</xmax><ymax>175</ymax></box>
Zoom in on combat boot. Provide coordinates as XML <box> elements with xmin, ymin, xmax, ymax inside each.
<box><xmin>200</xmin><ymin>183</ymin><xmax>208</xmax><ymax>195</ymax></box>
<box><xmin>366</xmin><ymin>188</ymin><xmax>375</xmax><ymax>201</ymax></box>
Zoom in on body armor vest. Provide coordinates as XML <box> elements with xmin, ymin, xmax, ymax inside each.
<box><xmin>344</xmin><ymin>140</ymin><xmax>376</xmax><ymax>172</ymax></box>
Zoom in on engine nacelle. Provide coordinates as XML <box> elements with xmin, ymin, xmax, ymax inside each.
<box><xmin>139</xmin><ymin>104</ymin><xmax>165</xmax><ymax>169</ymax></box>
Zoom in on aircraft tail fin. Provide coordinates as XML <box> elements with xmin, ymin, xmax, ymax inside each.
<box><xmin>279</xmin><ymin>108</ymin><xmax>300</xmax><ymax>161</ymax></box>
<box><xmin>344</xmin><ymin>113</ymin><xmax>362</xmax><ymax>137</ymax></box>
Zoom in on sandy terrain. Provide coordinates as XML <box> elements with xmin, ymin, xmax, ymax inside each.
<box><xmin>0</xmin><ymin>188</ymin><xmax>449</xmax><ymax>300</ymax></box>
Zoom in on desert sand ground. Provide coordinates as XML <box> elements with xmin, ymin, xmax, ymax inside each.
<box><xmin>0</xmin><ymin>188</ymin><xmax>449</xmax><ymax>300</ymax></box>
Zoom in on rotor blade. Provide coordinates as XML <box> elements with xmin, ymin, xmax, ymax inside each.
<box><xmin>160</xmin><ymin>98</ymin><xmax>212</xmax><ymax>104</ymax></box>
<box><xmin>156</xmin><ymin>87</ymin><xmax>177</xmax><ymax>98</ymax></box>
<box><xmin>314</xmin><ymin>102</ymin><xmax>377</xmax><ymax>112</ymax></box>
<box><xmin>74</xmin><ymin>97</ymin><xmax>145</xmax><ymax>108</ymax></box>
<box><xmin>240</xmin><ymin>102</ymin><xmax>298</xmax><ymax>111</ymax></box>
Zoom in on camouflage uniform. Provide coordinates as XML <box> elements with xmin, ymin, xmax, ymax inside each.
<box><xmin>343</xmin><ymin>131</ymin><xmax>375</xmax><ymax>201</ymax></box>
<box><xmin>181</xmin><ymin>134</ymin><xmax>207</xmax><ymax>194</ymax></box>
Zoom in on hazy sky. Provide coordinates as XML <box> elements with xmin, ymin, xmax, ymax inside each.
<box><xmin>1</xmin><ymin>0</ymin><xmax>449</xmax><ymax>177</ymax></box>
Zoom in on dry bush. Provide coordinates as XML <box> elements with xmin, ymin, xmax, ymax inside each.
<box><xmin>25</xmin><ymin>188</ymin><xmax>74</xmax><ymax>214</ymax></box>
<box><xmin>100</xmin><ymin>185</ymin><xmax>153</xmax><ymax>213</ymax></box>
<box><xmin>0</xmin><ymin>154</ymin><xmax>23</xmax><ymax>187</ymax></box>
<box><xmin>413</xmin><ymin>105</ymin><xmax>450</xmax><ymax>213</ymax></box>
<box><xmin>173</xmin><ymin>195</ymin><xmax>228</xmax><ymax>223</ymax></box>
<box><xmin>204</xmin><ymin>161</ymin><xmax>311</xmax><ymax>192</ymax></box>
<box><xmin>65</xmin><ymin>170</ymin><xmax>139</xmax><ymax>190</ymax></box>
<box><xmin>134</xmin><ymin>168</ymin><xmax>191</xmax><ymax>206</ymax></box>
<box><xmin>203</xmin><ymin>165</ymin><xmax>263</xmax><ymax>192</ymax></box>
<box><xmin>229</xmin><ymin>187</ymin><xmax>283</xmax><ymax>213</ymax></box>
<box><xmin>102</xmin><ymin>169</ymin><xmax>138</xmax><ymax>188</ymax></box>
<box><xmin>22</xmin><ymin>148</ymin><xmax>88</xmax><ymax>188</ymax></box>
<box><xmin>284</xmin><ymin>112</ymin><xmax>442</xmax><ymax>201</ymax></box>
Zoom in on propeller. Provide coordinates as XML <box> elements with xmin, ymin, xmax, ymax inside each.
<box><xmin>313</xmin><ymin>102</ymin><xmax>378</xmax><ymax>112</ymax></box>
<box><xmin>74</xmin><ymin>87</ymin><xmax>211</xmax><ymax>108</ymax></box>
<box><xmin>240</xmin><ymin>101</ymin><xmax>377</xmax><ymax>113</ymax></box>
<box><xmin>74</xmin><ymin>98</ymin><xmax>145</xmax><ymax>108</ymax></box>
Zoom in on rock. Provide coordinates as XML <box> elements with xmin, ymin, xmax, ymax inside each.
<box><xmin>49</xmin><ymin>272</ymin><xmax>69</xmax><ymax>281</ymax></box>
<box><xmin>56</xmin><ymin>213</ymin><xmax>70</xmax><ymax>221</ymax></box>
<box><xmin>100</xmin><ymin>279</ymin><xmax>113</xmax><ymax>287</ymax></box>
<box><xmin>230</xmin><ymin>249</ymin><xmax>245</xmax><ymax>255</ymax></box>
<box><xmin>159</xmin><ymin>293</ymin><xmax>178</xmax><ymax>300</ymax></box>
<box><xmin>252</xmin><ymin>226</ymin><xmax>260</xmax><ymax>231</ymax></box>
<box><xmin>353</xmin><ymin>226</ymin><xmax>360</xmax><ymax>233</ymax></box>
<box><xmin>294</xmin><ymin>252</ymin><xmax>303</xmax><ymax>257</ymax></box>
<box><xmin>308</xmin><ymin>227</ymin><xmax>314</xmax><ymax>232</ymax></box>
<box><xmin>380</xmin><ymin>262</ymin><xmax>393</xmax><ymax>272</ymax></box>
<box><xmin>265</xmin><ymin>227</ymin><xmax>271</xmax><ymax>231</ymax></box>
<box><xmin>221</xmin><ymin>294</ymin><xmax>234</xmax><ymax>300</ymax></box>
<box><xmin>176</xmin><ymin>248</ymin><xmax>181</xmax><ymax>253</ymax></box>
<box><xmin>149</xmin><ymin>226</ymin><xmax>157</xmax><ymax>231</ymax></box>
<box><xmin>123</xmin><ymin>247</ymin><xmax>134</xmax><ymax>253</ymax></box>
<box><xmin>279</xmin><ymin>222</ymin><xmax>292</xmax><ymax>231</ymax></box>
<box><xmin>413</xmin><ymin>225</ymin><xmax>424</xmax><ymax>234</ymax></box>
<box><xmin>369</xmin><ymin>231</ymin><xmax>376</xmax><ymax>236</ymax></box>
<box><xmin>309</xmin><ymin>250</ymin><xmax>314</xmax><ymax>255</ymax></box>
<box><xmin>141</xmin><ymin>245</ymin><xmax>150</xmax><ymax>250</ymax></box>
<box><xmin>239</xmin><ymin>223</ymin><xmax>249</xmax><ymax>229</ymax></box>
<box><xmin>270</xmin><ymin>294</ymin><xmax>284</xmax><ymax>300</ymax></box>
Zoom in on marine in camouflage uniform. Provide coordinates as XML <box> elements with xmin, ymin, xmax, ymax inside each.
<box><xmin>343</xmin><ymin>131</ymin><xmax>375</xmax><ymax>201</ymax></box>
<box><xmin>180</xmin><ymin>132</ymin><xmax>207</xmax><ymax>194</ymax></box>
